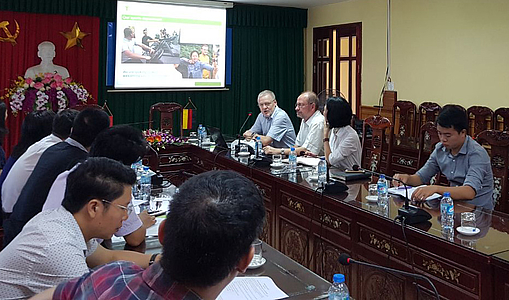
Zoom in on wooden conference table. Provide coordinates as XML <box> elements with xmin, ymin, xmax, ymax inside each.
<box><xmin>144</xmin><ymin>144</ymin><xmax>509</xmax><ymax>300</ymax></box>
<box><xmin>113</xmin><ymin>236</ymin><xmax>333</xmax><ymax>300</ymax></box>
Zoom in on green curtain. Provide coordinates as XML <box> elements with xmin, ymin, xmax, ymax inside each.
<box><xmin>1</xmin><ymin>1</ymin><xmax>307</xmax><ymax>135</ymax></box>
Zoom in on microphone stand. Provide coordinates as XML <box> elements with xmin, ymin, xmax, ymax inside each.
<box><xmin>322</xmin><ymin>160</ymin><xmax>348</xmax><ymax>194</ymax></box>
<box><xmin>235</xmin><ymin>112</ymin><xmax>252</xmax><ymax>157</ymax></box>
<box><xmin>352</xmin><ymin>165</ymin><xmax>431</xmax><ymax>224</ymax></box>
<box><xmin>338</xmin><ymin>253</ymin><xmax>440</xmax><ymax>300</ymax></box>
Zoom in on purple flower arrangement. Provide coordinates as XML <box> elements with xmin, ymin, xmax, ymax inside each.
<box><xmin>1</xmin><ymin>73</ymin><xmax>90</xmax><ymax>116</ymax></box>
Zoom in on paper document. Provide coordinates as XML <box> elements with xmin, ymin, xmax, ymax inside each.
<box><xmin>217</xmin><ymin>276</ymin><xmax>288</xmax><ymax>300</ymax></box>
<box><xmin>145</xmin><ymin>217</ymin><xmax>165</xmax><ymax>237</ymax></box>
<box><xmin>282</xmin><ymin>157</ymin><xmax>320</xmax><ymax>167</ymax></box>
<box><xmin>297</xmin><ymin>157</ymin><xmax>320</xmax><ymax>167</ymax></box>
<box><xmin>388</xmin><ymin>185</ymin><xmax>441</xmax><ymax>201</ymax></box>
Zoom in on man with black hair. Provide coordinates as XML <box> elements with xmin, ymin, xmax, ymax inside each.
<box><xmin>34</xmin><ymin>170</ymin><xmax>266</xmax><ymax>300</ymax></box>
<box><xmin>1</xmin><ymin>109</ymin><xmax>78</xmax><ymax>223</ymax></box>
<box><xmin>3</xmin><ymin>107</ymin><xmax>110</xmax><ymax>246</ymax></box>
<box><xmin>42</xmin><ymin>125</ymin><xmax>155</xmax><ymax>247</ymax></box>
<box><xmin>0</xmin><ymin>158</ymin><xmax>159</xmax><ymax>299</ymax></box>
<box><xmin>393</xmin><ymin>104</ymin><xmax>494</xmax><ymax>209</ymax></box>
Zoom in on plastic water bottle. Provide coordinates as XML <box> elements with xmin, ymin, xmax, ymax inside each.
<box><xmin>140</xmin><ymin>166</ymin><xmax>152</xmax><ymax>203</ymax></box>
<box><xmin>198</xmin><ymin>124</ymin><xmax>204</xmax><ymax>147</ymax></box>
<box><xmin>440</xmin><ymin>192</ymin><xmax>454</xmax><ymax>229</ymax></box>
<box><xmin>255</xmin><ymin>136</ymin><xmax>263</xmax><ymax>157</ymax></box>
<box><xmin>317</xmin><ymin>157</ymin><xmax>327</xmax><ymax>187</ymax></box>
<box><xmin>328</xmin><ymin>273</ymin><xmax>350</xmax><ymax>300</ymax></box>
<box><xmin>289</xmin><ymin>147</ymin><xmax>297</xmax><ymax>172</ymax></box>
<box><xmin>377</xmin><ymin>174</ymin><xmax>388</xmax><ymax>204</ymax></box>
<box><xmin>131</xmin><ymin>161</ymin><xmax>142</xmax><ymax>198</ymax></box>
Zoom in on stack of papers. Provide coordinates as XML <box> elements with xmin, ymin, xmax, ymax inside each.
<box><xmin>217</xmin><ymin>277</ymin><xmax>288</xmax><ymax>300</ymax></box>
<box><xmin>388</xmin><ymin>185</ymin><xmax>441</xmax><ymax>201</ymax></box>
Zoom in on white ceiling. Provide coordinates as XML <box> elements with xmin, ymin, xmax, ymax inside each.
<box><xmin>210</xmin><ymin>0</ymin><xmax>349</xmax><ymax>9</ymax></box>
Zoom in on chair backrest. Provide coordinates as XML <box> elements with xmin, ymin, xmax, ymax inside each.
<box><xmin>417</xmin><ymin>102</ymin><xmax>441</xmax><ymax>136</ymax></box>
<box><xmin>73</xmin><ymin>104</ymin><xmax>104</xmax><ymax>111</ymax></box>
<box><xmin>392</xmin><ymin>100</ymin><xmax>417</xmax><ymax>144</ymax></box>
<box><xmin>362</xmin><ymin>115</ymin><xmax>392</xmax><ymax>173</ymax></box>
<box><xmin>494</xmin><ymin>108</ymin><xmax>509</xmax><ymax>131</ymax></box>
<box><xmin>417</xmin><ymin>122</ymin><xmax>440</xmax><ymax>169</ymax></box>
<box><xmin>467</xmin><ymin>106</ymin><xmax>493</xmax><ymax>137</ymax></box>
<box><xmin>149</xmin><ymin>102</ymin><xmax>183</xmax><ymax>137</ymax></box>
<box><xmin>476</xmin><ymin>130</ymin><xmax>509</xmax><ymax>213</ymax></box>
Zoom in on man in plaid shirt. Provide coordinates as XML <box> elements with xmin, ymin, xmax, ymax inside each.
<box><xmin>32</xmin><ymin>170</ymin><xmax>266</xmax><ymax>300</ymax></box>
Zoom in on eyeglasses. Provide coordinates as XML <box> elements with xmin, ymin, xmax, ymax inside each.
<box><xmin>295</xmin><ymin>103</ymin><xmax>310</xmax><ymax>108</ymax></box>
<box><xmin>258</xmin><ymin>101</ymin><xmax>275</xmax><ymax>108</ymax></box>
<box><xmin>101</xmin><ymin>199</ymin><xmax>133</xmax><ymax>215</ymax></box>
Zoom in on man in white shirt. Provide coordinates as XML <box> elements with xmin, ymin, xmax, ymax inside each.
<box><xmin>42</xmin><ymin>125</ymin><xmax>156</xmax><ymax>243</ymax></box>
<box><xmin>263</xmin><ymin>91</ymin><xmax>324</xmax><ymax>156</ymax></box>
<box><xmin>0</xmin><ymin>158</ymin><xmax>159</xmax><ymax>299</ymax></box>
<box><xmin>1</xmin><ymin>109</ymin><xmax>77</xmax><ymax>216</ymax></box>
<box><xmin>121</xmin><ymin>27</ymin><xmax>154</xmax><ymax>63</ymax></box>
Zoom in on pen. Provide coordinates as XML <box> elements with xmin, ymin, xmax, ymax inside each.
<box><xmin>397</xmin><ymin>186</ymin><xmax>410</xmax><ymax>190</ymax></box>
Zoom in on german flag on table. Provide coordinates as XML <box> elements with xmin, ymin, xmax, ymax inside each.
<box><xmin>182</xmin><ymin>109</ymin><xmax>193</xmax><ymax>130</ymax></box>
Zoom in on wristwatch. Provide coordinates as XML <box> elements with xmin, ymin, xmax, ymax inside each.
<box><xmin>280</xmin><ymin>148</ymin><xmax>285</xmax><ymax>155</ymax></box>
<box><xmin>149</xmin><ymin>253</ymin><xmax>159</xmax><ymax>266</ymax></box>
<box><xmin>323</xmin><ymin>138</ymin><xmax>330</xmax><ymax>142</ymax></box>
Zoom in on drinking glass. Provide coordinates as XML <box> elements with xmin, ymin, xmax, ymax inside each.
<box><xmin>368</xmin><ymin>184</ymin><xmax>378</xmax><ymax>197</ymax></box>
<box><xmin>461</xmin><ymin>212</ymin><xmax>476</xmax><ymax>229</ymax></box>
<box><xmin>250</xmin><ymin>239</ymin><xmax>263</xmax><ymax>265</ymax></box>
<box><xmin>272</xmin><ymin>154</ymin><xmax>282</xmax><ymax>164</ymax></box>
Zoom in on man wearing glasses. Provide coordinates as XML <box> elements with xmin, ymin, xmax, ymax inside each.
<box><xmin>0</xmin><ymin>158</ymin><xmax>160</xmax><ymax>299</ymax></box>
<box><xmin>243</xmin><ymin>90</ymin><xmax>296</xmax><ymax>148</ymax></box>
<box><xmin>263</xmin><ymin>91</ymin><xmax>324</xmax><ymax>156</ymax></box>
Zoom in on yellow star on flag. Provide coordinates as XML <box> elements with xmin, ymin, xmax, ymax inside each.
<box><xmin>60</xmin><ymin>22</ymin><xmax>89</xmax><ymax>50</ymax></box>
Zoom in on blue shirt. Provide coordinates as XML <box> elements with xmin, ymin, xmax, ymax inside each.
<box><xmin>187</xmin><ymin>61</ymin><xmax>214</xmax><ymax>79</ymax></box>
<box><xmin>250</xmin><ymin>106</ymin><xmax>296</xmax><ymax>148</ymax></box>
<box><xmin>416</xmin><ymin>135</ymin><xmax>494</xmax><ymax>209</ymax></box>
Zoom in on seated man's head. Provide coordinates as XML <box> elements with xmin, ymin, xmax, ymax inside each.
<box><xmin>162</xmin><ymin>170</ymin><xmax>266</xmax><ymax>289</ymax></box>
<box><xmin>325</xmin><ymin>96</ymin><xmax>352</xmax><ymax>129</ymax></box>
<box><xmin>89</xmin><ymin>125</ymin><xmax>148</xmax><ymax>166</ymax></box>
<box><xmin>257</xmin><ymin>90</ymin><xmax>277</xmax><ymax>118</ymax></box>
<box><xmin>124</xmin><ymin>27</ymin><xmax>134</xmax><ymax>39</ymax></box>
<box><xmin>52</xmin><ymin>109</ymin><xmax>79</xmax><ymax>140</ymax></box>
<box><xmin>295</xmin><ymin>91</ymin><xmax>318</xmax><ymax>121</ymax></box>
<box><xmin>70</xmin><ymin>107</ymin><xmax>110</xmax><ymax>149</ymax></box>
<box><xmin>11</xmin><ymin>110</ymin><xmax>55</xmax><ymax>159</ymax></box>
<box><xmin>436</xmin><ymin>104</ymin><xmax>468</xmax><ymax>151</ymax></box>
<box><xmin>62</xmin><ymin>157</ymin><xmax>136</xmax><ymax>240</ymax></box>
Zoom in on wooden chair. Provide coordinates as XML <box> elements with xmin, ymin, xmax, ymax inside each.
<box><xmin>417</xmin><ymin>122</ymin><xmax>440</xmax><ymax>169</ymax></box>
<box><xmin>72</xmin><ymin>104</ymin><xmax>104</xmax><ymax>111</ymax></box>
<box><xmin>494</xmin><ymin>108</ymin><xmax>509</xmax><ymax>131</ymax></box>
<box><xmin>467</xmin><ymin>106</ymin><xmax>493</xmax><ymax>137</ymax></box>
<box><xmin>417</xmin><ymin>102</ymin><xmax>441</xmax><ymax>137</ymax></box>
<box><xmin>391</xmin><ymin>100</ymin><xmax>417</xmax><ymax>147</ymax></box>
<box><xmin>362</xmin><ymin>115</ymin><xmax>392</xmax><ymax>174</ymax></box>
<box><xmin>476</xmin><ymin>130</ymin><xmax>509</xmax><ymax>213</ymax></box>
<box><xmin>149</xmin><ymin>102</ymin><xmax>183</xmax><ymax>137</ymax></box>
<box><xmin>416</xmin><ymin>122</ymin><xmax>447</xmax><ymax>185</ymax></box>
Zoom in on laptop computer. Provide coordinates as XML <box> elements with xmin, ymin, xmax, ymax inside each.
<box><xmin>207</xmin><ymin>126</ymin><xmax>229</xmax><ymax>151</ymax></box>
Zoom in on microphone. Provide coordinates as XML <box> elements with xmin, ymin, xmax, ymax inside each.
<box><xmin>234</xmin><ymin>112</ymin><xmax>253</xmax><ymax>156</ymax></box>
<box><xmin>237</xmin><ymin>112</ymin><xmax>253</xmax><ymax>137</ymax></box>
<box><xmin>338</xmin><ymin>253</ymin><xmax>439</xmax><ymax>300</ymax></box>
<box><xmin>352</xmin><ymin>165</ymin><xmax>431</xmax><ymax>225</ymax></box>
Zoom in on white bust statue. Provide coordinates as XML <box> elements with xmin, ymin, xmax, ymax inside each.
<box><xmin>24</xmin><ymin>41</ymin><xmax>70</xmax><ymax>79</ymax></box>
